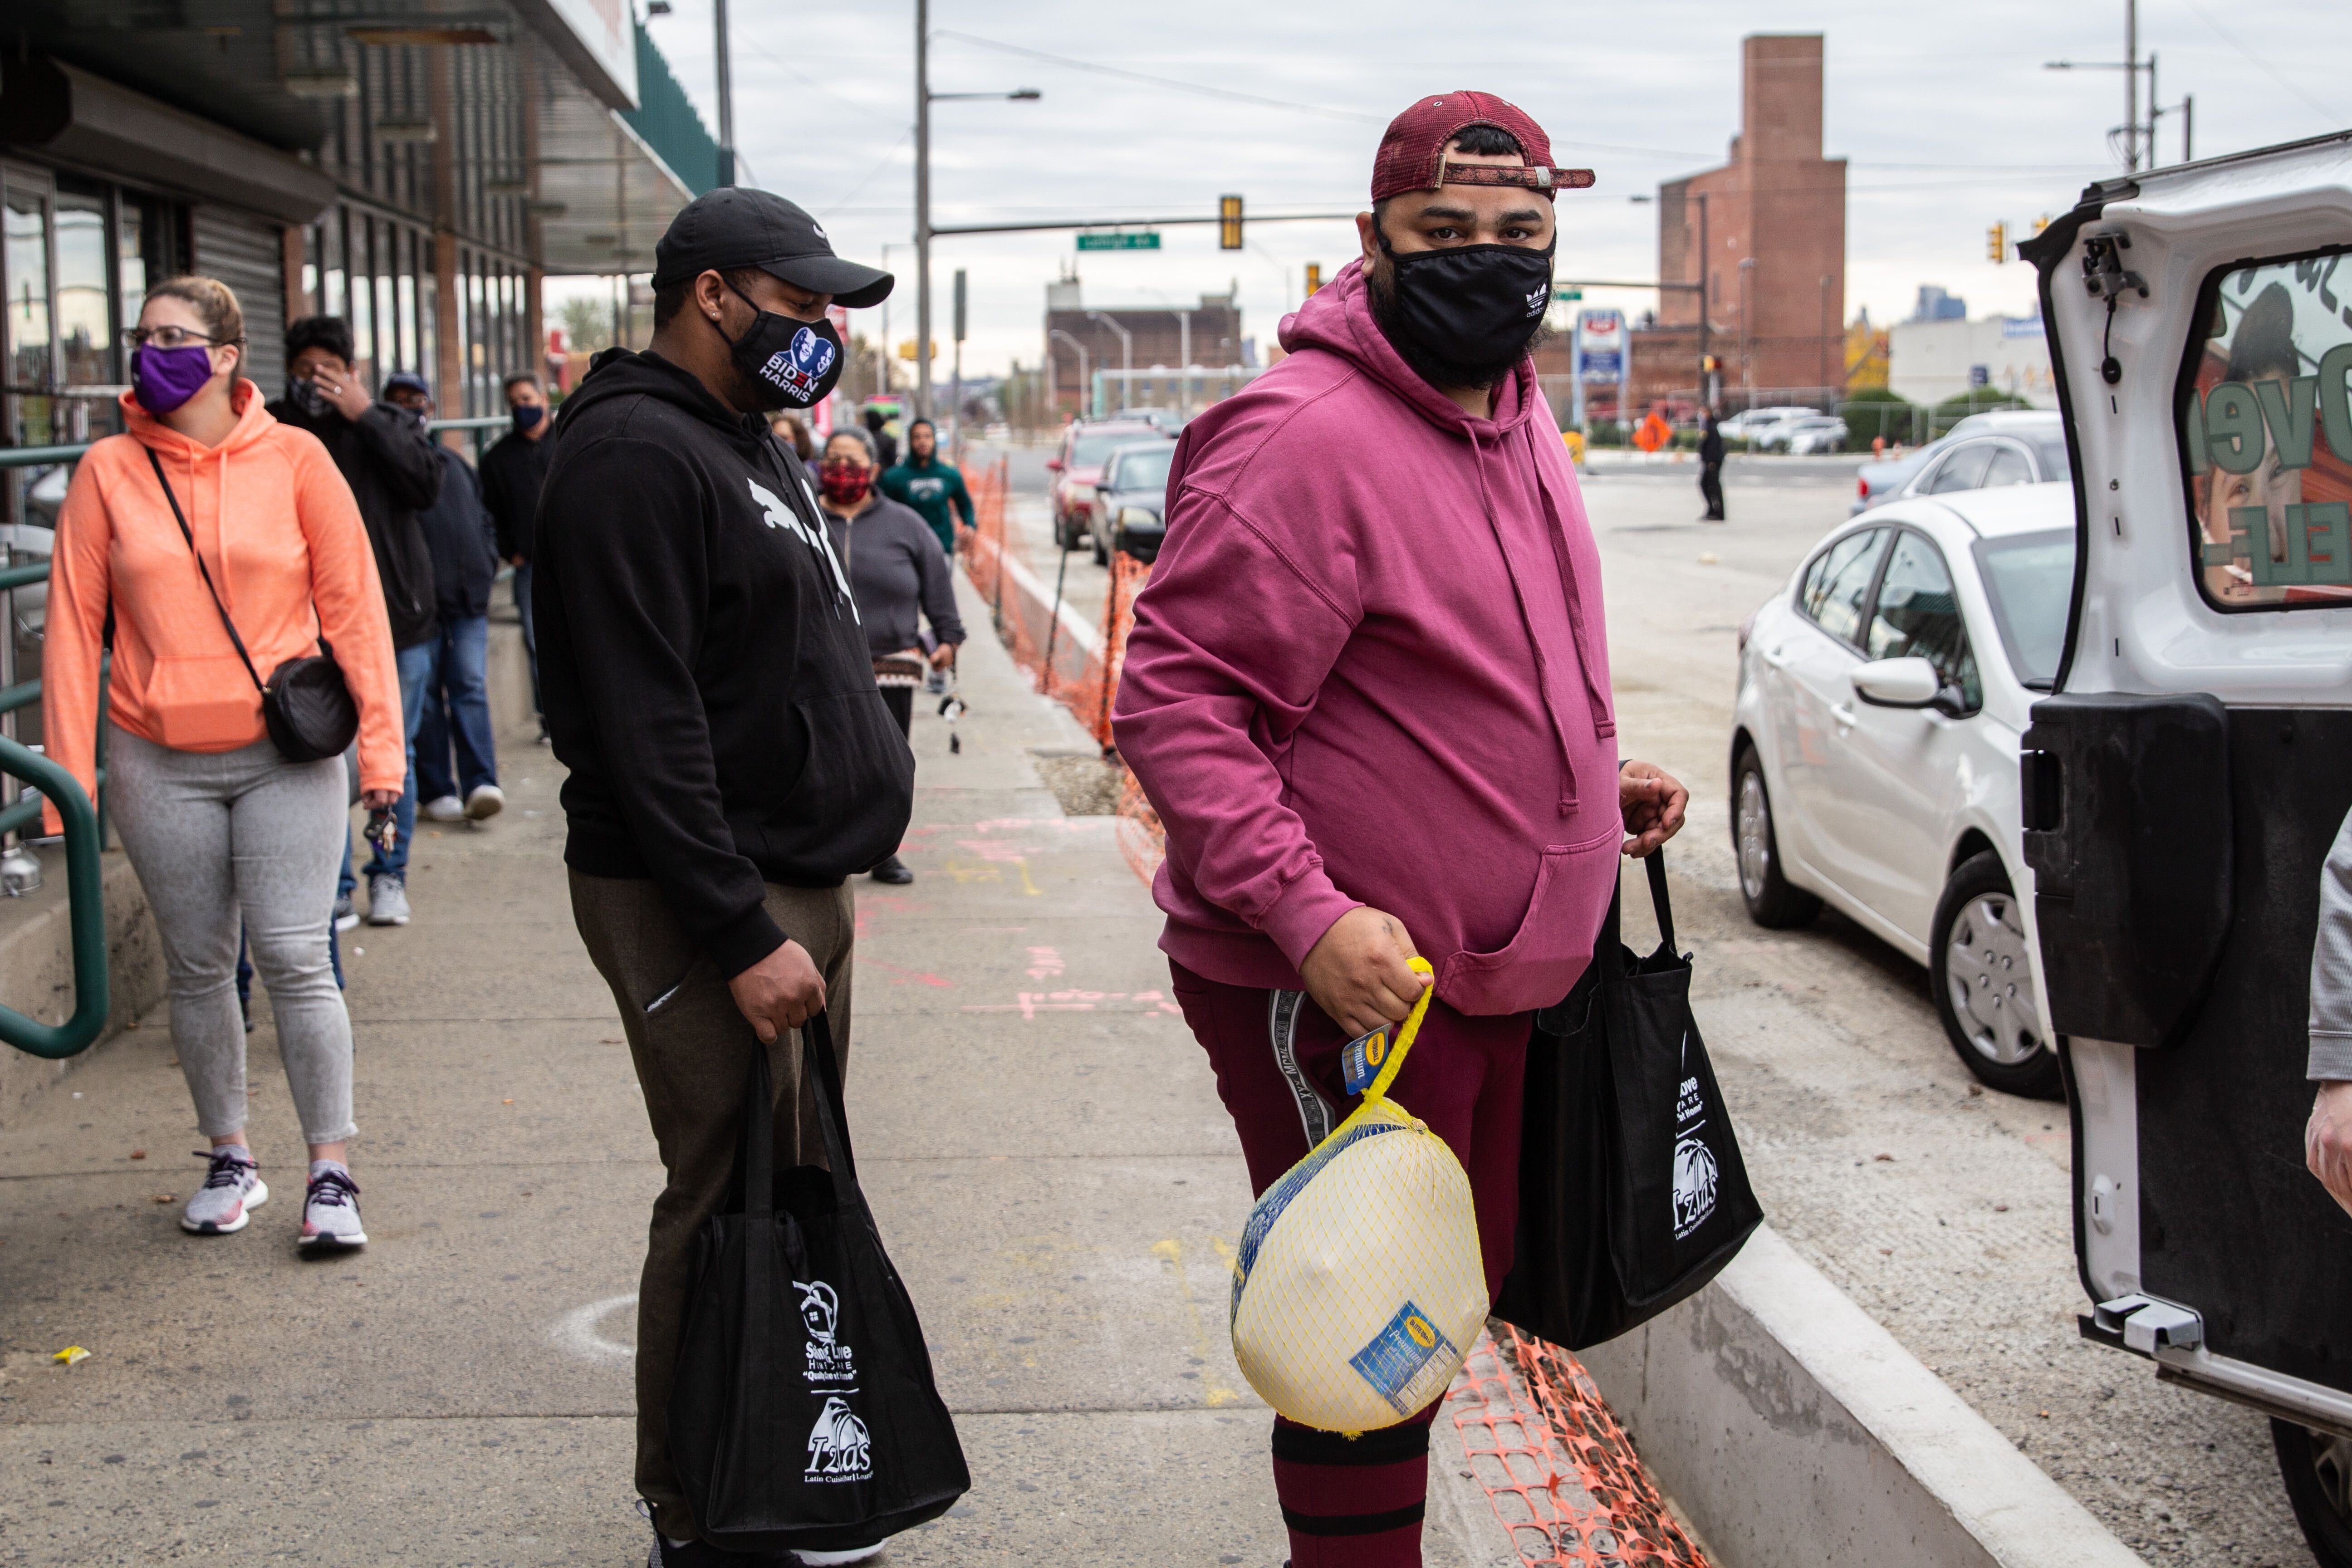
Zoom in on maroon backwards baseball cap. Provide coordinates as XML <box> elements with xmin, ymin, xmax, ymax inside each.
<box><xmin>1369</xmin><ymin>91</ymin><xmax>1597</xmax><ymax>202</ymax></box>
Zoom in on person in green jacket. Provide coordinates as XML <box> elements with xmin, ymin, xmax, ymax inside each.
<box><xmin>878</xmin><ymin>418</ymin><xmax>974</xmax><ymax>554</ymax></box>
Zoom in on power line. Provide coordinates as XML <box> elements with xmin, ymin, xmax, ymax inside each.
<box><xmin>2180</xmin><ymin>0</ymin><xmax>2346</xmax><ymax>122</ymax></box>
<box><xmin>935</xmin><ymin>30</ymin><xmax>1380</xmax><ymax>122</ymax></box>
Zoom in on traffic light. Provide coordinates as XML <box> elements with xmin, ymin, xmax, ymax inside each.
<box><xmin>1304</xmin><ymin>263</ymin><xmax>1323</xmax><ymax>297</ymax></box>
<box><xmin>896</xmin><ymin>339</ymin><xmax>937</xmax><ymax>361</ymax></box>
<box><xmin>1700</xmin><ymin>354</ymin><xmax>1721</xmax><ymax>375</ymax></box>
<box><xmin>1218</xmin><ymin>194</ymin><xmax>1243</xmax><ymax>250</ymax></box>
<box><xmin>1988</xmin><ymin>222</ymin><xmax>2009</xmax><ymax>264</ymax></box>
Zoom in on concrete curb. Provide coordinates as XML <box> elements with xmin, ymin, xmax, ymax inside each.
<box><xmin>1577</xmin><ymin>1225</ymin><xmax>2146</xmax><ymax>1568</ymax></box>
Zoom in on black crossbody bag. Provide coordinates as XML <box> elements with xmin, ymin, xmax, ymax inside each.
<box><xmin>146</xmin><ymin>447</ymin><xmax>359</xmax><ymax>763</ymax></box>
<box><xmin>1494</xmin><ymin>847</ymin><xmax>1764</xmax><ymax>1349</ymax></box>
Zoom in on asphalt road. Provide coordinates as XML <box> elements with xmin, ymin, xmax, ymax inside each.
<box><xmin>976</xmin><ymin>432</ymin><xmax>2318</xmax><ymax>1567</ymax></box>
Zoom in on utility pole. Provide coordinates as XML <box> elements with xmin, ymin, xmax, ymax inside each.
<box><xmin>714</xmin><ymin>0</ymin><xmax>735</xmax><ymax>186</ymax></box>
<box><xmin>2125</xmin><ymin>0</ymin><xmax>2138</xmax><ymax>173</ymax></box>
<box><xmin>1695</xmin><ymin>192</ymin><xmax>1711</xmax><ymax>411</ymax></box>
<box><xmin>913</xmin><ymin>6</ymin><xmax>1039</xmax><ymax>423</ymax></box>
<box><xmin>914</xmin><ymin>0</ymin><xmax>931</xmax><ymax>419</ymax></box>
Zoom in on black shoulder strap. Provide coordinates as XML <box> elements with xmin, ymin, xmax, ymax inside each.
<box><xmin>145</xmin><ymin>446</ymin><xmax>266</xmax><ymax>697</ymax></box>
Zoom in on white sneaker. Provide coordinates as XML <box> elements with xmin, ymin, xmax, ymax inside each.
<box><xmin>421</xmin><ymin>794</ymin><xmax>466</xmax><ymax>822</ymax></box>
<box><xmin>795</xmin><ymin>1548</ymin><xmax>886</xmax><ymax>1565</ymax></box>
<box><xmin>464</xmin><ymin>784</ymin><xmax>505</xmax><ymax>821</ymax></box>
<box><xmin>367</xmin><ymin>874</ymin><xmax>410</xmax><ymax>926</ymax></box>
<box><xmin>298</xmin><ymin>1166</ymin><xmax>366</xmax><ymax>1250</ymax></box>
<box><xmin>182</xmin><ymin>1148</ymin><xmax>267</xmax><ymax>1235</ymax></box>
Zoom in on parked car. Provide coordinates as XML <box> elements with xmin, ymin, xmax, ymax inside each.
<box><xmin>1779</xmin><ymin>416</ymin><xmax>1850</xmax><ymax>455</ymax></box>
<box><xmin>1046</xmin><ymin>420</ymin><xmax>1170</xmax><ymax>549</ymax></box>
<box><xmin>1851</xmin><ymin>409</ymin><xmax>2069</xmax><ymax>514</ymax></box>
<box><xmin>1730</xmin><ymin>481</ymin><xmax>2075</xmax><ymax>1098</ymax></box>
<box><xmin>1110</xmin><ymin>407</ymin><xmax>1187</xmax><ymax>434</ymax></box>
<box><xmin>1084</xmin><ymin>440</ymin><xmax>1179</xmax><ymax>566</ymax></box>
<box><xmin>1721</xmin><ymin>406</ymin><xmax>1819</xmax><ymax>443</ymax></box>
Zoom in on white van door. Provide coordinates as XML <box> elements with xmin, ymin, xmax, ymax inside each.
<box><xmin>2019</xmin><ymin>132</ymin><xmax>2352</xmax><ymax>1445</ymax></box>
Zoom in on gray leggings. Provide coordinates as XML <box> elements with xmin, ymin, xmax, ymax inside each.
<box><xmin>107</xmin><ymin>725</ymin><xmax>356</xmax><ymax>1144</ymax></box>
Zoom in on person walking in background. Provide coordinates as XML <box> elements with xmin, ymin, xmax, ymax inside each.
<box><xmin>817</xmin><ymin>426</ymin><xmax>964</xmax><ymax>885</ymax></box>
<box><xmin>382</xmin><ymin>373</ymin><xmax>504</xmax><ymax>827</ymax></box>
<box><xmin>879</xmin><ymin>417</ymin><xmax>975</xmax><ymax>555</ymax></box>
<box><xmin>269</xmin><ymin>317</ymin><xmax>440</xmax><ymax>928</ymax></box>
<box><xmin>1699</xmin><ymin>409</ymin><xmax>1726</xmax><ymax>521</ymax></box>
<box><xmin>863</xmin><ymin>403</ymin><xmax>899</xmax><ymax>468</ymax></box>
<box><xmin>43</xmin><ymin>275</ymin><xmax>404</xmax><ymax>1250</ymax></box>
<box><xmin>769</xmin><ymin>410</ymin><xmax>815</xmax><ymax>461</ymax></box>
<box><xmin>1113</xmin><ymin>94</ymin><xmax>1688</xmax><ymax>1566</ymax></box>
<box><xmin>533</xmin><ymin>186</ymin><xmax>909</xmax><ymax>1565</ymax></box>
<box><xmin>480</xmin><ymin>372</ymin><xmax>555</xmax><ymax>745</ymax></box>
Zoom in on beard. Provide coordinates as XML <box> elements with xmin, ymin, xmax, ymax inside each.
<box><xmin>1366</xmin><ymin>255</ymin><xmax>1555</xmax><ymax>393</ymax></box>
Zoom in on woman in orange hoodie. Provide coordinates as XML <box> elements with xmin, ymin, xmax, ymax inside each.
<box><xmin>43</xmin><ymin>276</ymin><xmax>404</xmax><ymax>1250</ymax></box>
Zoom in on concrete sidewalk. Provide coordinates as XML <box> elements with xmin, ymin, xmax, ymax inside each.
<box><xmin>0</xmin><ymin>575</ymin><xmax>1515</xmax><ymax>1567</ymax></box>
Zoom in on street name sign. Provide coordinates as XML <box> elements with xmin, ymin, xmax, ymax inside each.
<box><xmin>1077</xmin><ymin>231</ymin><xmax>1161</xmax><ymax>251</ymax></box>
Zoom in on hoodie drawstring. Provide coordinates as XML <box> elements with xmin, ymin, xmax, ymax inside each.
<box><xmin>1524</xmin><ymin>422</ymin><xmax>1617</xmax><ymax>744</ymax></box>
<box><xmin>1460</xmin><ymin>420</ymin><xmax>1585</xmax><ymax>814</ymax></box>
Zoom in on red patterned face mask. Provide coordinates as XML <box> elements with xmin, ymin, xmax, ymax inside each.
<box><xmin>820</xmin><ymin>458</ymin><xmax>872</xmax><ymax>505</ymax></box>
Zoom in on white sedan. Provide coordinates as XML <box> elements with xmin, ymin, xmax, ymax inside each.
<box><xmin>1729</xmin><ymin>482</ymin><xmax>2075</xmax><ymax>1096</ymax></box>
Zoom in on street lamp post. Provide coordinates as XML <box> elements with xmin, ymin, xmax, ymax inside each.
<box><xmin>713</xmin><ymin>0</ymin><xmax>735</xmax><ymax>186</ymax></box>
<box><xmin>1170</xmin><ymin>309</ymin><xmax>1192</xmax><ymax>416</ymax></box>
<box><xmin>1049</xmin><ymin>328</ymin><xmax>1090</xmax><ymax>421</ymax></box>
<box><xmin>913</xmin><ymin>0</ymin><xmax>1038</xmax><ymax>421</ymax></box>
<box><xmin>1738</xmin><ymin>256</ymin><xmax>1757</xmax><ymax>398</ymax></box>
<box><xmin>1087</xmin><ymin>312</ymin><xmax>1131</xmax><ymax>413</ymax></box>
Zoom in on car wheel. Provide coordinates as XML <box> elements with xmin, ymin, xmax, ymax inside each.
<box><xmin>1930</xmin><ymin>851</ymin><xmax>2062</xmax><ymax>1098</ymax></box>
<box><xmin>1733</xmin><ymin>749</ymin><xmax>1820</xmax><ymax>929</ymax></box>
<box><xmin>2274</xmin><ymin>1420</ymin><xmax>2352</xmax><ymax>1568</ymax></box>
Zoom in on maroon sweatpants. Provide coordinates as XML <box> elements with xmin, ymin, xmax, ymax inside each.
<box><xmin>1170</xmin><ymin>960</ymin><xmax>1530</xmax><ymax>1566</ymax></box>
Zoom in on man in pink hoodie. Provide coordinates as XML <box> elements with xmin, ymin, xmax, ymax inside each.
<box><xmin>1112</xmin><ymin>93</ymin><xmax>1688</xmax><ymax>1564</ymax></box>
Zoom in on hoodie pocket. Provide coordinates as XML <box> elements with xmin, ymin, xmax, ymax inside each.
<box><xmin>764</xmin><ymin>689</ymin><xmax>915</xmax><ymax>874</ymax></box>
<box><xmin>146</xmin><ymin>656</ymin><xmax>262</xmax><ymax>750</ymax></box>
<box><xmin>1435</xmin><ymin>826</ymin><xmax>1622</xmax><ymax>1016</ymax></box>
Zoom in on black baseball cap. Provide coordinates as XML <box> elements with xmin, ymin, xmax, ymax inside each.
<box><xmin>651</xmin><ymin>187</ymin><xmax>893</xmax><ymax>309</ymax></box>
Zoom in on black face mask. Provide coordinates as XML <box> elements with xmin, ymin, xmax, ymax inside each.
<box><xmin>721</xmin><ymin>281</ymin><xmax>843</xmax><ymax>411</ymax></box>
<box><xmin>1372</xmin><ymin>236</ymin><xmax>1556</xmax><ymax>391</ymax></box>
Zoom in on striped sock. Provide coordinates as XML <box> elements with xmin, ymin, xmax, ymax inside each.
<box><xmin>1269</xmin><ymin>1408</ymin><xmax>1437</xmax><ymax>1566</ymax></box>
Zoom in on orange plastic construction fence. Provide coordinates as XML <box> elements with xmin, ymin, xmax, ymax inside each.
<box><xmin>957</xmin><ymin>460</ymin><xmax>1166</xmax><ymax>884</ymax></box>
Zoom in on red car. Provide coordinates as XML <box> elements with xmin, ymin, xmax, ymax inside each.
<box><xmin>1046</xmin><ymin>421</ymin><xmax>1169</xmax><ymax>551</ymax></box>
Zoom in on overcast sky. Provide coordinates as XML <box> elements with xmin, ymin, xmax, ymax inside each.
<box><xmin>552</xmin><ymin>0</ymin><xmax>2352</xmax><ymax>387</ymax></box>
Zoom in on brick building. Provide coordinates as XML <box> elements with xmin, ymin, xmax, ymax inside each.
<box><xmin>1651</xmin><ymin>34</ymin><xmax>1847</xmax><ymax>411</ymax></box>
<box><xmin>1043</xmin><ymin>277</ymin><xmax>1245</xmax><ymax>420</ymax></box>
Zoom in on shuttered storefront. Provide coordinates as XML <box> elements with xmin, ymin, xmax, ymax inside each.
<box><xmin>193</xmin><ymin>206</ymin><xmax>286</xmax><ymax>393</ymax></box>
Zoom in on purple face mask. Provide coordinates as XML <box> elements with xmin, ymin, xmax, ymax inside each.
<box><xmin>132</xmin><ymin>343</ymin><xmax>219</xmax><ymax>415</ymax></box>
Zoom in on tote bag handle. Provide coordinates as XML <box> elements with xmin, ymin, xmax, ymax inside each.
<box><xmin>734</xmin><ymin>1009</ymin><xmax>860</xmax><ymax>1223</ymax></box>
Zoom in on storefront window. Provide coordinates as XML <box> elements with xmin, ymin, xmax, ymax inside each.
<box><xmin>119</xmin><ymin>192</ymin><xmax>161</xmax><ymax>335</ymax></box>
<box><xmin>5</xmin><ymin>190</ymin><xmax>52</xmax><ymax>395</ymax></box>
<box><xmin>55</xmin><ymin>186</ymin><xmax>112</xmax><ymax>387</ymax></box>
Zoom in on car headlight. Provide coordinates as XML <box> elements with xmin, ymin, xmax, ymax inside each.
<box><xmin>1117</xmin><ymin>507</ymin><xmax>1161</xmax><ymax>531</ymax></box>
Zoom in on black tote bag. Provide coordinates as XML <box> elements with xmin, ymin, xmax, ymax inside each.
<box><xmin>1494</xmin><ymin>848</ymin><xmax>1763</xmax><ymax>1350</ymax></box>
<box><xmin>668</xmin><ymin>1012</ymin><xmax>969</xmax><ymax>1553</ymax></box>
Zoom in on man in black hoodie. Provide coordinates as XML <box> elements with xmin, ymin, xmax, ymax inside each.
<box><xmin>268</xmin><ymin>317</ymin><xmax>441</xmax><ymax>927</ymax></box>
<box><xmin>534</xmin><ymin>186</ymin><xmax>906</xmax><ymax>1561</ymax></box>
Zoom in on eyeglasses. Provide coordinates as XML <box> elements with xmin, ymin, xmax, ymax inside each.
<box><xmin>121</xmin><ymin>326</ymin><xmax>240</xmax><ymax>350</ymax></box>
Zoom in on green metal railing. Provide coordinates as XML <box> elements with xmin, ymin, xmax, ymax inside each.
<box><xmin>0</xmin><ymin>735</ymin><xmax>108</xmax><ymax>1058</ymax></box>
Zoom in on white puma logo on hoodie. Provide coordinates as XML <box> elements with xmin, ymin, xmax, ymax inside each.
<box><xmin>747</xmin><ymin>477</ymin><xmax>859</xmax><ymax>621</ymax></box>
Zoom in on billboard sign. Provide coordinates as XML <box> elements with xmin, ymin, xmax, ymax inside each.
<box><xmin>1577</xmin><ymin>309</ymin><xmax>1625</xmax><ymax>382</ymax></box>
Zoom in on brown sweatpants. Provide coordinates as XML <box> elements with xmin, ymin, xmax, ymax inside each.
<box><xmin>568</xmin><ymin>869</ymin><xmax>857</xmax><ymax>1544</ymax></box>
